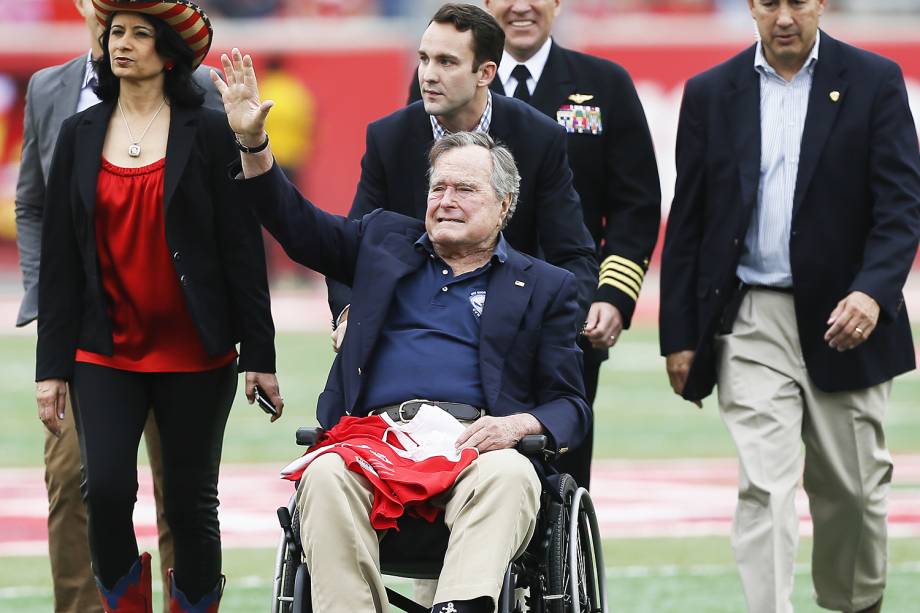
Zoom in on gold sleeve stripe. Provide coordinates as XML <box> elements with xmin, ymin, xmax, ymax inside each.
<box><xmin>599</xmin><ymin>270</ymin><xmax>641</xmax><ymax>296</ymax></box>
<box><xmin>599</xmin><ymin>277</ymin><xmax>639</xmax><ymax>302</ymax></box>
<box><xmin>600</xmin><ymin>261</ymin><xmax>643</xmax><ymax>286</ymax></box>
<box><xmin>601</xmin><ymin>255</ymin><xmax>645</xmax><ymax>278</ymax></box>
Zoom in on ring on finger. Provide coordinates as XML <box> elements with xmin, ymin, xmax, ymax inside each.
<box><xmin>854</xmin><ymin>326</ymin><xmax>864</xmax><ymax>336</ymax></box>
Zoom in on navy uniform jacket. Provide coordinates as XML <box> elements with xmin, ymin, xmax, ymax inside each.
<box><xmin>410</xmin><ymin>43</ymin><xmax>660</xmax><ymax>333</ymax></box>
<box><xmin>242</xmin><ymin>164</ymin><xmax>591</xmax><ymax>454</ymax></box>
<box><xmin>660</xmin><ymin>33</ymin><xmax>920</xmax><ymax>400</ymax></box>
<box><xmin>325</xmin><ymin>94</ymin><xmax>598</xmax><ymax>322</ymax></box>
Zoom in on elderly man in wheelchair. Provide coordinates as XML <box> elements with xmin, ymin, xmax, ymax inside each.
<box><xmin>216</xmin><ymin>49</ymin><xmax>604</xmax><ymax>612</ymax></box>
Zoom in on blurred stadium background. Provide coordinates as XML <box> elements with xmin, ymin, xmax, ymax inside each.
<box><xmin>1</xmin><ymin>1</ymin><xmax>920</xmax><ymax>611</ymax></box>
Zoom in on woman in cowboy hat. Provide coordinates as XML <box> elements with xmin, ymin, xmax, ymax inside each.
<box><xmin>35</xmin><ymin>2</ymin><xmax>283</xmax><ymax>611</ymax></box>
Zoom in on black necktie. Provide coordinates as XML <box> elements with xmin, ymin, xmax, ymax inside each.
<box><xmin>511</xmin><ymin>64</ymin><xmax>531</xmax><ymax>103</ymax></box>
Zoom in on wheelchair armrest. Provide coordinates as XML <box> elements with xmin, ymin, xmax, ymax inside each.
<box><xmin>516</xmin><ymin>434</ymin><xmax>547</xmax><ymax>456</ymax></box>
<box><xmin>296</xmin><ymin>427</ymin><xmax>325</xmax><ymax>447</ymax></box>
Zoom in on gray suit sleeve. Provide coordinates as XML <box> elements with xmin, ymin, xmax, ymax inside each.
<box><xmin>14</xmin><ymin>74</ymin><xmax>44</xmax><ymax>327</ymax></box>
<box><xmin>195</xmin><ymin>65</ymin><xmax>224</xmax><ymax>112</ymax></box>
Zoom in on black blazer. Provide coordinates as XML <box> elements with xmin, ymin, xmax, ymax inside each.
<box><xmin>325</xmin><ymin>93</ymin><xmax>598</xmax><ymax>320</ymax></box>
<box><xmin>660</xmin><ymin>33</ymin><xmax>920</xmax><ymax>400</ymax></box>
<box><xmin>240</xmin><ymin>164</ymin><xmax>590</xmax><ymax>453</ymax></box>
<box><xmin>411</xmin><ymin>42</ymin><xmax>661</xmax><ymax>328</ymax></box>
<box><xmin>36</xmin><ymin>101</ymin><xmax>275</xmax><ymax>381</ymax></box>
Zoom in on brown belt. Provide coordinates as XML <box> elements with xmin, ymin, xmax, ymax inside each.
<box><xmin>370</xmin><ymin>399</ymin><xmax>482</xmax><ymax>422</ymax></box>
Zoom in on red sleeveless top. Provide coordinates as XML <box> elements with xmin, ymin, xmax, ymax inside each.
<box><xmin>75</xmin><ymin>158</ymin><xmax>237</xmax><ymax>372</ymax></box>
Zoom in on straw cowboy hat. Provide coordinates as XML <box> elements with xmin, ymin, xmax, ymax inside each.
<box><xmin>92</xmin><ymin>0</ymin><xmax>213</xmax><ymax>68</ymax></box>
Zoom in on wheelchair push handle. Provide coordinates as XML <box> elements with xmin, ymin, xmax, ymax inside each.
<box><xmin>516</xmin><ymin>434</ymin><xmax>547</xmax><ymax>456</ymax></box>
<box><xmin>296</xmin><ymin>427</ymin><xmax>325</xmax><ymax>447</ymax></box>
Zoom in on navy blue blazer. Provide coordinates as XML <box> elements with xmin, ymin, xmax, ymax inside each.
<box><xmin>240</xmin><ymin>164</ymin><xmax>591</xmax><ymax>453</ymax></box>
<box><xmin>325</xmin><ymin>93</ymin><xmax>598</xmax><ymax>322</ymax></box>
<box><xmin>660</xmin><ymin>33</ymin><xmax>920</xmax><ymax>400</ymax></box>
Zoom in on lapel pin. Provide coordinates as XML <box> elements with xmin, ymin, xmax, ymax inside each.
<box><xmin>514</xmin><ymin>280</ymin><xmax>526</xmax><ymax>287</ymax></box>
<box><xmin>829</xmin><ymin>90</ymin><xmax>840</xmax><ymax>102</ymax></box>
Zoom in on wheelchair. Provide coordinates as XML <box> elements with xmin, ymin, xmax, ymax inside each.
<box><xmin>270</xmin><ymin>426</ymin><xmax>608</xmax><ymax>613</ymax></box>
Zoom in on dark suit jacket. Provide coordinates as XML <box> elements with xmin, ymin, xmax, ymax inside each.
<box><xmin>410</xmin><ymin>42</ymin><xmax>661</xmax><ymax>329</ymax></box>
<box><xmin>36</xmin><ymin>102</ymin><xmax>275</xmax><ymax>381</ymax></box>
<box><xmin>326</xmin><ymin>93</ymin><xmax>597</xmax><ymax>322</ymax></box>
<box><xmin>15</xmin><ymin>57</ymin><xmax>221</xmax><ymax>327</ymax></box>
<box><xmin>243</xmin><ymin>163</ymin><xmax>590</xmax><ymax>453</ymax></box>
<box><xmin>660</xmin><ymin>33</ymin><xmax>920</xmax><ymax>400</ymax></box>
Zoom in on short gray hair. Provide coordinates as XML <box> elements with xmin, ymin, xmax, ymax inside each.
<box><xmin>428</xmin><ymin>132</ymin><xmax>520</xmax><ymax>229</ymax></box>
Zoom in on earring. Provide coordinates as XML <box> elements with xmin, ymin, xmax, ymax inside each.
<box><xmin>164</xmin><ymin>61</ymin><xmax>175</xmax><ymax>72</ymax></box>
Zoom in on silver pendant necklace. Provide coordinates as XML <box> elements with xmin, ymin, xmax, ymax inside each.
<box><xmin>118</xmin><ymin>97</ymin><xmax>167</xmax><ymax>158</ymax></box>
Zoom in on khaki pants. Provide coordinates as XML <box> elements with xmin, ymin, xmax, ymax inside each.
<box><xmin>296</xmin><ymin>448</ymin><xmax>541</xmax><ymax>612</ymax></box>
<box><xmin>716</xmin><ymin>289</ymin><xmax>892</xmax><ymax>613</ymax></box>
<box><xmin>45</xmin><ymin>401</ymin><xmax>173</xmax><ymax>613</ymax></box>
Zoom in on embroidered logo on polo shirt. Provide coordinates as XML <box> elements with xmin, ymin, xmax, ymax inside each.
<box><xmin>469</xmin><ymin>291</ymin><xmax>486</xmax><ymax>318</ymax></box>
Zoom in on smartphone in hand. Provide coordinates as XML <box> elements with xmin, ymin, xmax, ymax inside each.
<box><xmin>253</xmin><ymin>385</ymin><xmax>278</xmax><ymax>416</ymax></box>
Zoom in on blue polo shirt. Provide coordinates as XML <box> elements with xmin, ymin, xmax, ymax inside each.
<box><xmin>360</xmin><ymin>233</ymin><xmax>509</xmax><ymax>412</ymax></box>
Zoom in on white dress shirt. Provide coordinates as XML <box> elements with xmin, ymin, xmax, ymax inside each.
<box><xmin>77</xmin><ymin>50</ymin><xmax>101</xmax><ymax>113</ymax></box>
<box><xmin>497</xmin><ymin>36</ymin><xmax>553</xmax><ymax>98</ymax></box>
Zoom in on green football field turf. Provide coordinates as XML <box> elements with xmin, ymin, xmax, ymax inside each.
<box><xmin>2</xmin><ymin>328</ymin><xmax>919</xmax><ymax>611</ymax></box>
<box><xmin>3</xmin><ymin>538</ymin><xmax>920</xmax><ymax>612</ymax></box>
<box><xmin>4</xmin><ymin>329</ymin><xmax>919</xmax><ymax>467</ymax></box>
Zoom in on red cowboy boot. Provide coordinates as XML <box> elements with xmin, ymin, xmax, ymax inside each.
<box><xmin>96</xmin><ymin>552</ymin><xmax>153</xmax><ymax>613</ymax></box>
<box><xmin>167</xmin><ymin>569</ymin><xmax>225</xmax><ymax>613</ymax></box>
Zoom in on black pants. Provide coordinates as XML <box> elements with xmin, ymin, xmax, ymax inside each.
<box><xmin>70</xmin><ymin>361</ymin><xmax>237</xmax><ymax>601</ymax></box>
<box><xmin>552</xmin><ymin>349</ymin><xmax>601</xmax><ymax>490</ymax></box>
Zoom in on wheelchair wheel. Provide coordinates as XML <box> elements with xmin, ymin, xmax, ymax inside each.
<box><xmin>292</xmin><ymin>563</ymin><xmax>312</xmax><ymax>613</ymax></box>
<box><xmin>544</xmin><ymin>474</ymin><xmax>607</xmax><ymax>613</ymax></box>
<box><xmin>271</xmin><ymin>504</ymin><xmax>300</xmax><ymax>613</ymax></box>
<box><xmin>271</xmin><ymin>531</ymin><xmax>298</xmax><ymax>613</ymax></box>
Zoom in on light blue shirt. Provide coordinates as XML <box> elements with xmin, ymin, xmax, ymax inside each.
<box><xmin>736</xmin><ymin>32</ymin><xmax>820</xmax><ymax>288</ymax></box>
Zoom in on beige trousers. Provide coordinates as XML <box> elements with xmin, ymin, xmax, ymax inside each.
<box><xmin>716</xmin><ymin>289</ymin><xmax>892</xmax><ymax>613</ymax></box>
<box><xmin>296</xmin><ymin>448</ymin><xmax>541</xmax><ymax>612</ymax></box>
<box><xmin>45</xmin><ymin>403</ymin><xmax>173</xmax><ymax>613</ymax></box>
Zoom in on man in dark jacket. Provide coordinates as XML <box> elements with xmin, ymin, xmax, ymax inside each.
<box><xmin>327</xmin><ymin>3</ymin><xmax>597</xmax><ymax>353</ymax></box>
<box><xmin>660</xmin><ymin>1</ymin><xmax>920</xmax><ymax>611</ymax></box>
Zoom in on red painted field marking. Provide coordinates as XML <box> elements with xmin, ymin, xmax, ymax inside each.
<box><xmin>1</xmin><ymin>456</ymin><xmax>918</xmax><ymax>555</ymax></box>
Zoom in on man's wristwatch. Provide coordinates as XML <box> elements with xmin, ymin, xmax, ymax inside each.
<box><xmin>235</xmin><ymin>133</ymin><xmax>270</xmax><ymax>154</ymax></box>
